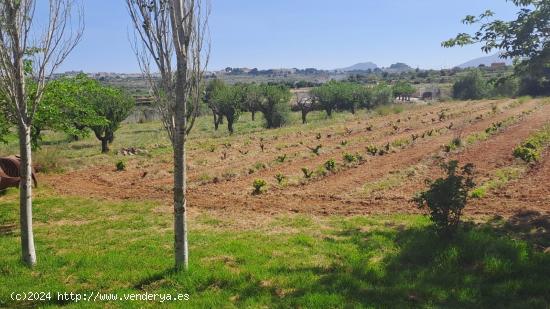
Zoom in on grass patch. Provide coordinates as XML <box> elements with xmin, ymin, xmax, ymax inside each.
<box><xmin>374</xmin><ymin>105</ymin><xmax>404</xmax><ymax>116</ymax></box>
<box><xmin>0</xmin><ymin>191</ymin><xmax>550</xmax><ymax>307</ymax></box>
<box><xmin>470</xmin><ymin>166</ymin><xmax>525</xmax><ymax>198</ymax></box>
<box><xmin>362</xmin><ymin>166</ymin><xmax>421</xmax><ymax>195</ymax></box>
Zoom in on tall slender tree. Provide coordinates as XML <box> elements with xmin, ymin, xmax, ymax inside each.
<box><xmin>126</xmin><ymin>0</ymin><xmax>209</xmax><ymax>270</ymax></box>
<box><xmin>0</xmin><ymin>0</ymin><xmax>83</xmax><ymax>266</ymax></box>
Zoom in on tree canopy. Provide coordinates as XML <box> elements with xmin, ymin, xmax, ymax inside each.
<box><xmin>443</xmin><ymin>0</ymin><xmax>550</xmax><ymax>95</ymax></box>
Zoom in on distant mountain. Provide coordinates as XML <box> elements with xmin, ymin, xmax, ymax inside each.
<box><xmin>338</xmin><ymin>62</ymin><xmax>378</xmax><ymax>71</ymax></box>
<box><xmin>386</xmin><ymin>62</ymin><xmax>412</xmax><ymax>72</ymax></box>
<box><xmin>457</xmin><ymin>54</ymin><xmax>513</xmax><ymax>68</ymax></box>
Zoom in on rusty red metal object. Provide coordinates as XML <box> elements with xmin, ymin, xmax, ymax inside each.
<box><xmin>0</xmin><ymin>156</ymin><xmax>38</xmax><ymax>190</ymax></box>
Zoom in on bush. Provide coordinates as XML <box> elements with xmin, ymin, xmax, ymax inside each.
<box><xmin>413</xmin><ymin>160</ymin><xmax>475</xmax><ymax>236</ymax></box>
<box><xmin>252</xmin><ymin>179</ymin><xmax>267</xmax><ymax>194</ymax></box>
<box><xmin>452</xmin><ymin>70</ymin><xmax>491</xmax><ymax>100</ymax></box>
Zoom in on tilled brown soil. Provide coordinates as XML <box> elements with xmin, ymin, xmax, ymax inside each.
<box><xmin>44</xmin><ymin>99</ymin><xmax>550</xmax><ymax>222</ymax></box>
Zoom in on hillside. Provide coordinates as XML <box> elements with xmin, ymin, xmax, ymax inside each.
<box><xmin>457</xmin><ymin>53</ymin><xmax>513</xmax><ymax>68</ymax></box>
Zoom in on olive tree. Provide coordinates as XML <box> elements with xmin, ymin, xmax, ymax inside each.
<box><xmin>258</xmin><ymin>84</ymin><xmax>291</xmax><ymax>128</ymax></box>
<box><xmin>0</xmin><ymin>0</ymin><xmax>83</xmax><ymax>266</ymax></box>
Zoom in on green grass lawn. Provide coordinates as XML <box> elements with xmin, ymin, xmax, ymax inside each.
<box><xmin>1</xmin><ymin>188</ymin><xmax>549</xmax><ymax>308</ymax></box>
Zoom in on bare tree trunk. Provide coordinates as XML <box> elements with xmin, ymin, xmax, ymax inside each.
<box><xmin>173</xmin><ymin>44</ymin><xmax>189</xmax><ymax>270</ymax></box>
<box><xmin>18</xmin><ymin>124</ymin><xmax>36</xmax><ymax>266</ymax></box>
<box><xmin>101</xmin><ymin>138</ymin><xmax>110</xmax><ymax>153</ymax></box>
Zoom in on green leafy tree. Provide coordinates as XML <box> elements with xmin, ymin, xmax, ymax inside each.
<box><xmin>257</xmin><ymin>84</ymin><xmax>291</xmax><ymax>128</ymax></box>
<box><xmin>393</xmin><ymin>81</ymin><xmax>415</xmax><ymax>101</ymax></box>
<box><xmin>204</xmin><ymin>79</ymin><xmax>226</xmax><ymax>130</ymax></box>
<box><xmin>371</xmin><ymin>83</ymin><xmax>393</xmax><ymax>106</ymax></box>
<box><xmin>32</xmin><ymin>74</ymin><xmax>107</xmax><ymax>148</ymax></box>
<box><xmin>443</xmin><ymin>0</ymin><xmax>550</xmax><ymax>95</ymax></box>
<box><xmin>89</xmin><ymin>86</ymin><xmax>135</xmax><ymax>153</ymax></box>
<box><xmin>452</xmin><ymin>70</ymin><xmax>491</xmax><ymax>100</ymax></box>
<box><xmin>210</xmin><ymin>83</ymin><xmax>243</xmax><ymax>134</ymax></box>
<box><xmin>242</xmin><ymin>83</ymin><xmax>262</xmax><ymax>121</ymax></box>
<box><xmin>311</xmin><ymin>81</ymin><xmax>364</xmax><ymax>116</ymax></box>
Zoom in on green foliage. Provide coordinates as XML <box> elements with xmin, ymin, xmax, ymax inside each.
<box><xmin>414</xmin><ymin>161</ymin><xmax>475</xmax><ymax>236</ymax></box>
<box><xmin>324</xmin><ymin>159</ymin><xmax>336</xmax><ymax>171</ymax></box>
<box><xmin>491</xmin><ymin>76</ymin><xmax>519</xmax><ymax>98</ymax></box>
<box><xmin>310</xmin><ymin>81</ymin><xmax>369</xmax><ymax>116</ymax></box>
<box><xmin>115</xmin><ymin>160</ymin><xmax>126</xmax><ymax>171</ymax></box>
<box><xmin>0</xmin><ymin>111</ymin><xmax>9</xmax><ymax>144</ymax></box>
<box><xmin>371</xmin><ymin>83</ymin><xmax>394</xmax><ymax>106</ymax></box>
<box><xmin>252</xmin><ymin>179</ymin><xmax>267</xmax><ymax>194</ymax></box>
<box><xmin>393</xmin><ymin>81</ymin><xmax>415</xmax><ymax>99</ymax></box>
<box><xmin>208</xmin><ymin>81</ymin><xmax>245</xmax><ymax>134</ymax></box>
<box><xmin>257</xmin><ymin>84</ymin><xmax>292</xmax><ymax>129</ymax></box>
<box><xmin>452</xmin><ymin>70</ymin><xmax>491</xmax><ymax>100</ymax></box>
<box><xmin>443</xmin><ymin>0</ymin><xmax>550</xmax><ymax>96</ymax></box>
<box><xmin>86</xmin><ymin>80</ymin><xmax>135</xmax><ymax>153</ymax></box>
<box><xmin>513</xmin><ymin>125</ymin><xmax>550</xmax><ymax>163</ymax></box>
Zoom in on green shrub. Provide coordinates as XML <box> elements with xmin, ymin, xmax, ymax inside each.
<box><xmin>252</xmin><ymin>179</ymin><xmax>267</xmax><ymax>194</ymax></box>
<box><xmin>116</xmin><ymin>160</ymin><xmax>126</xmax><ymax>171</ymax></box>
<box><xmin>414</xmin><ymin>160</ymin><xmax>475</xmax><ymax>236</ymax></box>
<box><xmin>452</xmin><ymin>70</ymin><xmax>491</xmax><ymax>100</ymax></box>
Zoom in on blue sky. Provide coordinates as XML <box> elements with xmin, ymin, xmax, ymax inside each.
<box><xmin>57</xmin><ymin>0</ymin><xmax>518</xmax><ymax>73</ymax></box>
